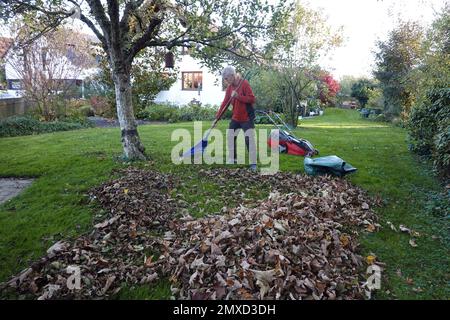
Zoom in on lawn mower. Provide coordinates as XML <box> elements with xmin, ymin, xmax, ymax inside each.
<box><xmin>256</xmin><ymin>110</ymin><xmax>319</xmax><ymax>157</ymax></box>
<box><xmin>256</xmin><ymin>110</ymin><xmax>357</xmax><ymax>177</ymax></box>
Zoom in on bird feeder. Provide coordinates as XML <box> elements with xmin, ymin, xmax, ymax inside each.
<box><xmin>164</xmin><ymin>51</ymin><xmax>174</xmax><ymax>69</ymax></box>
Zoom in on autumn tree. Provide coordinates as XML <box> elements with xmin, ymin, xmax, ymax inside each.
<box><xmin>0</xmin><ymin>0</ymin><xmax>288</xmax><ymax>160</ymax></box>
<box><xmin>318</xmin><ymin>73</ymin><xmax>340</xmax><ymax>106</ymax></box>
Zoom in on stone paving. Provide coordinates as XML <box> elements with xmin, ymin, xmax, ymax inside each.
<box><xmin>0</xmin><ymin>178</ymin><xmax>34</xmax><ymax>204</ymax></box>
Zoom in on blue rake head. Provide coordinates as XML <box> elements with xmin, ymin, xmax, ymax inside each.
<box><xmin>181</xmin><ymin>138</ymin><xmax>209</xmax><ymax>159</ymax></box>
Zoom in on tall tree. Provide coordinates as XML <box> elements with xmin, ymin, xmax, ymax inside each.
<box><xmin>0</xmin><ymin>0</ymin><xmax>287</xmax><ymax>160</ymax></box>
<box><xmin>264</xmin><ymin>1</ymin><xmax>342</xmax><ymax>127</ymax></box>
<box><xmin>351</xmin><ymin>78</ymin><xmax>375</xmax><ymax>107</ymax></box>
<box><xmin>418</xmin><ymin>3</ymin><xmax>450</xmax><ymax>96</ymax></box>
<box><xmin>338</xmin><ymin>75</ymin><xmax>358</xmax><ymax>98</ymax></box>
<box><xmin>373</xmin><ymin>21</ymin><xmax>424</xmax><ymax>119</ymax></box>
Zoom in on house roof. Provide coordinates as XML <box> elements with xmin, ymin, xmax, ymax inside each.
<box><xmin>0</xmin><ymin>37</ymin><xmax>13</xmax><ymax>59</ymax></box>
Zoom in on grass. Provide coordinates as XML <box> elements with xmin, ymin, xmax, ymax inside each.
<box><xmin>0</xmin><ymin>108</ymin><xmax>448</xmax><ymax>299</ymax></box>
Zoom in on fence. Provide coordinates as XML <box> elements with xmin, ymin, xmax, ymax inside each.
<box><xmin>0</xmin><ymin>98</ymin><xmax>33</xmax><ymax>119</ymax></box>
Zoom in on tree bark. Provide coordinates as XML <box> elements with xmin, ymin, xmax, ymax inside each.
<box><xmin>112</xmin><ymin>69</ymin><xmax>146</xmax><ymax>161</ymax></box>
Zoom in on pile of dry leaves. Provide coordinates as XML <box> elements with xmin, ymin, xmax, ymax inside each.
<box><xmin>0</xmin><ymin>168</ymin><xmax>175</xmax><ymax>299</ymax></box>
<box><xmin>0</xmin><ymin>167</ymin><xmax>381</xmax><ymax>300</ymax></box>
<box><xmin>151</xmin><ymin>171</ymin><xmax>381</xmax><ymax>300</ymax></box>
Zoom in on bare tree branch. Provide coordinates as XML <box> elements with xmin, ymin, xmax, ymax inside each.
<box><xmin>127</xmin><ymin>17</ymin><xmax>164</xmax><ymax>62</ymax></box>
<box><xmin>66</xmin><ymin>0</ymin><xmax>107</xmax><ymax>48</ymax></box>
<box><xmin>85</xmin><ymin>0</ymin><xmax>111</xmax><ymax>44</ymax></box>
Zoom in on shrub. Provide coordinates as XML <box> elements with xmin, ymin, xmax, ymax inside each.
<box><xmin>0</xmin><ymin>116</ymin><xmax>93</xmax><ymax>138</ymax></box>
<box><xmin>79</xmin><ymin>105</ymin><xmax>95</xmax><ymax>117</ymax></box>
<box><xmin>136</xmin><ymin>103</ymin><xmax>179</xmax><ymax>122</ymax></box>
<box><xmin>177</xmin><ymin>102</ymin><xmax>217</xmax><ymax>122</ymax></box>
<box><xmin>137</xmin><ymin>101</ymin><xmax>222</xmax><ymax>123</ymax></box>
<box><xmin>407</xmin><ymin>88</ymin><xmax>450</xmax><ymax>179</ymax></box>
<box><xmin>90</xmin><ymin>96</ymin><xmax>116</xmax><ymax>118</ymax></box>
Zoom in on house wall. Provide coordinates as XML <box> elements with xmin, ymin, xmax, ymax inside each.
<box><xmin>154</xmin><ymin>55</ymin><xmax>226</xmax><ymax>106</ymax></box>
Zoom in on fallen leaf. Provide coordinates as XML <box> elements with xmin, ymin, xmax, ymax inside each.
<box><xmin>102</xmin><ymin>276</ymin><xmax>116</xmax><ymax>294</ymax></box>
<box><xmin>366</xmin><ymin>255</ymin><xmax>376</xmax><ymax>265</ymax></box>
<box><xmin>387</xmin><ymin>221</ymin><xmax>397</xmax><ymax>232</ymax></box>
<box><xmin>409</xmin><ymin>239</ymin><xmax>418</xmax><ymax>248</ymax></box>
<box><xmin>399</xmin><ymin>225</ymin><xmax>411</xmax><ymax>233</ymax></box>
<box><xmin>144</xmin><ymin>255</ymin><xmax>154</xmax><ymax>267</ymax></box>
<box><xmin>340</xmin><ymin>235</ymin><xmax>350</xmax><ymax>247</ymax></box>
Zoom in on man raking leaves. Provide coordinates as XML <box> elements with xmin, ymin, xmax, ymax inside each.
<box><xmin>217</xmin><ymin>66</ymin><xmax>257</xmax><ymax>171</ymax></box>
<box><xmin>182</xmin><ymin>66</ymin><xmax>257</xmax><ymax>171</ymax></box>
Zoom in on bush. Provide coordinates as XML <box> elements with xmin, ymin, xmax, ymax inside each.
<box><xmin>0</xmin><ymin>116</ymin><xmax>94</xmax><ymax>138</ymax></box>
<box><xmin>79</xmin><ymin>105</ymin><xmax>95</xmax><ymax>117</ymax></box>
<box><xmin>177</xmin><ymin>102</ymin><xmax>217</xmax><ymax>122</ymax></box>
<box><xmin>407</xmin><ymin>88</ymin><xmax>450</xmax><ymax>179</ymax></box>
<box><xmin>136</xmin><ymin>101</ymin><xmax>222</xmax><ymax>123</ymax></box>
<box><xmin>136</xmin><ymin>103</ymin><xmax>179</xmax><ymax>122</ymax></box>
<box><xmin>90</xmin><ymin>96</ymin><xmax>116</xmax><ymax>118</ymax></box>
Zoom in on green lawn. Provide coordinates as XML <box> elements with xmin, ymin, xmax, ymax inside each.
<box><xmin>0</xmin><ymin>108</ymin><xmax>448</xmax><ymax>299</ymax></box>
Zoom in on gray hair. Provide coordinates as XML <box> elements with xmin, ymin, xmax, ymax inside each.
<box><xmin>222</xmin><ymin>66</ymin><xmax>236</xmax><ymax>79</ymax></box>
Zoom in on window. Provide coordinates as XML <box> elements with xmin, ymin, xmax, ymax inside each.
<box><xmin>182</xmin><ymin>72</ymin><xmax>202</xmax><ymax>91</ymax></box>
<box><xmin>8</xmin><ymin>80</ymin><xmax>22</xmax><ymax>90</ymax></box>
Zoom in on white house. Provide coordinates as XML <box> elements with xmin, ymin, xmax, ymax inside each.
<box><xmin>154</xmin><ymin>52</ymin><xmax>226</xmax><ymax>106</ymax></box>
<box><xmin>0</xmin><ymin>32</ymin><xmax>97</xmax><ymax>100</ymax></box>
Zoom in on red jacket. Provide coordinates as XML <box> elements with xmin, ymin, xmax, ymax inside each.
<box><xmin>216</xmin><ymin>79</ymin><xmax>256</xmax><ymax>122</ymax></box>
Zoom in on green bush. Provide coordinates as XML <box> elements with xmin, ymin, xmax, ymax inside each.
<box><xmin>177</xmin><ymin>102</ymin><xmax>217</xmax><ymax>122</ymax></box>
<box><xmin>136</xmin><ymin>103</ymin><xmax>179</xmax><ymax>122</ymax></box>
<box><xmin>0</xmin><ymin>116</ymin><xmax>94</xmax><ymax>138</ymax></box>
<box><xmin>79</xmin><ymin>105</ymin><xmax>95</xmax><ymax>117</ymax></box>
<box><xmin>407</xmin><ymin>88</ymin><xmax>450</xmax><ymax>179</ymax></box>
<box><xmin>136</xmin><ymin>102</ymin><xmax>222</xmax><ymax>123</ymax></box>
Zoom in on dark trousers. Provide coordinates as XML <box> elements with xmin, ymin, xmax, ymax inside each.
<box><xmin>228</xmin><ymin>119</ymin><xmax>256</xmax><ymax>164</ymax></box>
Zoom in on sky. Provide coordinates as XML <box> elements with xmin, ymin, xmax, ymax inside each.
<box><xmin>304</xmin><ymin>0</ymin><xmax>447</xmax><ymax>79</ymax></box>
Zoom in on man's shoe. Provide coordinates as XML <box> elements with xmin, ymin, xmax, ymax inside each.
<box><xmin>249</xmin><ymin>164</ymin><xmax>257</xmax><ymax>172</ymax></box>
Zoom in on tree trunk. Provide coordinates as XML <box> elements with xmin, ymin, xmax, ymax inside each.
<box><xmin>112</xmin><ymin>70</ymin><xmax>146</xmax><ymax>161</ymax></box>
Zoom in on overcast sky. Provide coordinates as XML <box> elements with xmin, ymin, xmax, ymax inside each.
<box><xmin>305</xmin><ymin>0</ymin><xmax>447</xmax><ymax>79</ymax></box>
